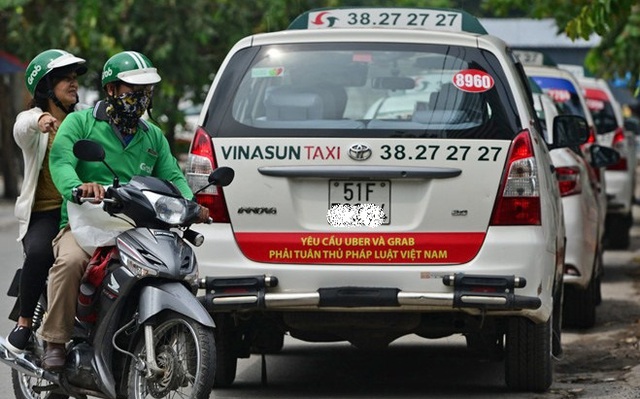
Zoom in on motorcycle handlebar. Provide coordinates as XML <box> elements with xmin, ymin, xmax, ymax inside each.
<box><xmin>71</xmin><ymin>187</ymin><xmax>117</xmax><ymax>204</ymax></box>
<box><xmin>79</xmin><ymin>197</ymin><xmax>117</xmax><ymax>204</ymax></box>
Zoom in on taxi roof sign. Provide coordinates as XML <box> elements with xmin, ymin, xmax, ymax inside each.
<box><xmin>513</xmin><ymin>50</ymin><xmax>558</xmax><ymax>67</ymax></box>
<box><xmin>288</xmin><ymin>7</ymin><xmax>488</xmax><ymax>34</ymax></box>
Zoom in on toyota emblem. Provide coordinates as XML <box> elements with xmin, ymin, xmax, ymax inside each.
<box><xmin>348</xmin><ymin>143</ymin><xmax>372</xmax><ymax>161</ymax></box>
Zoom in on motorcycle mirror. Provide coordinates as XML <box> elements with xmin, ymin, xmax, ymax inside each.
<box><xmin>73</xmin><ymin>139</ymin><xmax>106</xmax><ymax>162</ymax></box>
<box><xmin>73</xmin><ymin>139</ymin><xmax>120</xmax><ymax>187</ymax></box>
<box><xmin>208</xmin><ymin>167</ymin><xmax>235</xmax><ymax>187</ymax></box>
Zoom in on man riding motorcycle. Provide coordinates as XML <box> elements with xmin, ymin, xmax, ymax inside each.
<box><xmin>40</xmin><ymin>50</ymin><xmax>209</xmax><ymax>371</ymax></box>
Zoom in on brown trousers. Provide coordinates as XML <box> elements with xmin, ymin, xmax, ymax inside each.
<box><xmin>38</xmin><ymin>226</ymin><xmax>90</xmax><ymax>344</ymax></box>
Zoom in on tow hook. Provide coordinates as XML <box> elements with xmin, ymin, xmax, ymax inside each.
<box><xmin>198</xmin><ymin>275</ymin><xmax>278</xmax><ymax>311</ymax></box>
<box><xmin>442</xmin><ymin>273</ymin><xmax>541</xmax><ymax>310</ymax></box>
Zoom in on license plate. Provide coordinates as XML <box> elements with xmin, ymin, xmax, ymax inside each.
<box><xmin>329</xmin><ymin>180</ymin><xmax>390</xmax><ymax>225</ymax></box>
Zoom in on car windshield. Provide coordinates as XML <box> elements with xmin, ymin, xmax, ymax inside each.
<box><xmin>206</xmin><ymin>42</ymin><xmax>521</xmax><ymax>139</ymax></box>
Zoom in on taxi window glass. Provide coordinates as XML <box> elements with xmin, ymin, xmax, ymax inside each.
<box><xmin>215</xmin><ymin>42</ymin><xmax>520</xmax><ymax>139</ymax></box>
<box><xmin>584</xmin><ymin>93</ymin><xmax>618</xmax><ymax>134</ymax></box>
<box><xmin>530</xmin><ymin>76</ymin><xmax>587</xmax><ymax>119</ymax></box>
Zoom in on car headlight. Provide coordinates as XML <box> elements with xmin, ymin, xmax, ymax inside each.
<box><xmin>144</xmin><ymin>192</ymin><xmax>188</xmax><ymax>224</ymax></box>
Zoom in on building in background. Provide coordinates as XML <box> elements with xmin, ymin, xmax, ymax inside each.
<box><xmin>479</xmin><ymin>18</ymin><xmax>600</xmax><ymax>66</ymax></box>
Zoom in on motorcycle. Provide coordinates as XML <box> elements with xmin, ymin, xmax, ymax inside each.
<box><xmin>0</xmin><ymin>139</ymin><xmax>234</xmax><ymax>399</ymax></box>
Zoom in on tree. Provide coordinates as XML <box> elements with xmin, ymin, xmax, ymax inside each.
<box><xmin>483</xmin><ymin>0</ymin><xmax>640</xmax><ymax>90</ymax></box>
<box><xmin>0</xmin><ymin>0</ymin><xmax>466</xmax><ymax>198</ymax></box>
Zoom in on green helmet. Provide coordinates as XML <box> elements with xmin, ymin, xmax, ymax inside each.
<box><xmin>101</xmin><ymin>51</ymin><xmax>161</xmax><ymax>87</ymax></box>
<box><xmin>25</xmin><ymin>49</ymin><xmax>87</xmax><ymax>96</ymax></box>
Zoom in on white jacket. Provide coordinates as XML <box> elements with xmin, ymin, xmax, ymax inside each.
<box><xmin>13</xmin><ymin>105</ymin><xmax>84</xmax><ymax>242</ymax></box>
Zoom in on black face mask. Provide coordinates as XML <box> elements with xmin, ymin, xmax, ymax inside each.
<box><xmin>105</xmin><ymin>88</ymin><xmax>153</xmax><ymax>134</ymax></box>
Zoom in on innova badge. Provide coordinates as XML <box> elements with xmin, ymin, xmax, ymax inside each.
<box><xmin>348</xmin><ymin>143</ymin><xmax>372</xmax><ymax>161</ymax></box>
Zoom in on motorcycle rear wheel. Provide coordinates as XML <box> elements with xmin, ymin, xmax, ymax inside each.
<box><xmin>127</xmin><ymin>311</ymin><xmax>216</xmax><ymax>399</ymax></box>
<box><xmin>12</xmin><ymin>369</ymin><xmax>68</xmax><ymax>399</ymax></box>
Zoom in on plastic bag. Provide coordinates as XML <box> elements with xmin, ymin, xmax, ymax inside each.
<box><xmin>67</xmin><ymin>201</ymin><xmax>133</xmax><ymax>254</ymax></box>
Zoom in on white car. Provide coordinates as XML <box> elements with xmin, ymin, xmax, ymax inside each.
<box><xmin>186</xmin><ymin>8</ymin><xmax>587</xmax><ymax>392</ymax></box>
<box><xmin>525</xmin><ymin>65</ymin><xmax>634</xmax><ymax>250</ymax></box>
<box><xmin>522</xmin><ymin>64</ymin><xmax>608</xmax><ymax>237</ymax></box>
<box><xmin>531</xmin><ymin>88</ymin><xmax>618</xmax><ymax>328</ymax></box>
<box><xmin>578</xmin><ymin>76</ymin><xmax>636</xmax><ymax>249</ymax></box>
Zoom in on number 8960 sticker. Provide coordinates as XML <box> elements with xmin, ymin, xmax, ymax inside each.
<box><xmin>452</xmin><ymin>69</ymin><xmax>495</xmax><ymax>93</ymax></box>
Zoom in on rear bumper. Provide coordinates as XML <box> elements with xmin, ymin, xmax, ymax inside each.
<box><xmin>198</xmin><ymin>273</ymin><xmax>542</xmax><ymax>312</ymax></box>
<box><xmin>604</xmin><ymin>169</ymin><xmax>634</xmax><ymax>214</ymax></box>
<box><xmin>194</xmin><ymin>225</ymin><xmax>556</xmax><ymax>323</ymax></box>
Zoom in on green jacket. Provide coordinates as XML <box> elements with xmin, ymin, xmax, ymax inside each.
<box><xmin>50</xmin><ymin>101</ymin><xmax>193</xmax><ymax>229</ymax></box>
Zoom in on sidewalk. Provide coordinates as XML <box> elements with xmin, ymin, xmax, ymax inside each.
<box><xmin>0</xmin><ymin>200</ymin><xmax>14</xmax><ymax>229</ymax></box>
<box><xmin>0</xmin><ymin>179</ymin><xmax>16</xmax><ymax>230</ymax></box>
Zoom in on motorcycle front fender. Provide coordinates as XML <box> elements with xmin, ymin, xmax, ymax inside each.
<box><xmin>138</xmin><ymin>282</ymin><xmax>215</xmax><ymax>328</ymax></box>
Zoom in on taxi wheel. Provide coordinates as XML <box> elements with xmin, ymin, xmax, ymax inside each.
<box><xmin>593</xmin><ymin>248</ymin><xmax>604</xmax><ymax>305</ymax></box>
<box><xmin>464</xmin><ymin>332</ymin><xmax>503</xmax><ymax>360</ymax></box>
<box><xmin>595</xmin><ymin>272</ymin><xmax>603</xmax><ymax>305</ymax></box>
<box><xmin>562</xmin><ymin>276</ymin><xmax>597</xmax><ymax>329</ymax></box>
<box><xmin>250</xmin><ymin>322</ymin><xmax>285</xmax><ymax>354</ymax></box>
<box><xmin>605</xmin><ymin>213</ymin><xmax>631</xmax><ymax>250</ymax></box>
<box><xmin>504</xmin><ymin>317</ymin><xmax>552</xmax><ymax>392</ymax></box>
<box><xmin>212</xmin><ymin>314</ymin><xmax>239</xmax><ymax>388</ymax></box>
<box><xmin>551</xmin><ymin>279</ymin><xmax>563</xmax><ymax>358</ymax></box>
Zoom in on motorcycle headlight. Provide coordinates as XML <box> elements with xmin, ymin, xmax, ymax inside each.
<box><xmin>144</xmin><ymin>192</ymin><xmax>187</xmax><ymax>225</ymax></box>
<box><xmin>120</xmin><ymin>251</ymin><xmax>159</xmax><ymax>278</ymax></box>
<box><xmin>118</xmin><ymin>238</ymin><xmax>160</xmax><ymax>278</ymax></box>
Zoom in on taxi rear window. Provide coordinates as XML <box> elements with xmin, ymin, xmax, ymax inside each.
<box><xmin>205</xmin><ymin>42</ymin><xmax>520</xmax><ymax>139</ymax></box>
<box><xmin>583</xmin><ymin>88</ymin><xmax>619</xmax><ymax>133</ymax></box>
<box><xmin>529</xmin><ymin>76</ymin><xmax>588</xmax><ymax>120</ymax></box>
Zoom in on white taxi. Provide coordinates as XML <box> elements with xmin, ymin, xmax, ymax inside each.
<box><xmin>525</xmin><ymin>64</ymin><xmax>635</xmax><ymax>250</ymax></box>
<box><xmin>531</xmin><ymin>83</ymin><xmax>618</xmax><ymax>329</ymax></box>
<box><xmin>186</xmin><ymin>8</ymin><xmax>587</xmax><ymax>392</ymax></box>
<box><xmin>578</xmin><ymin>76</ymin><xmax>637</xmax><ymax>249</ymax></box>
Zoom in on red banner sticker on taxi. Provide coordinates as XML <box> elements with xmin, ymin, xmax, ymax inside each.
<box><xmin>233</xmin><ymin>232</ymin><xmax>486</xmax><ymax>264</ymax></box>
<box><xmin>584</xmin><ymin>88</ymin><xmax>608</xmax><ymax>101</ymax></box>
<box><xmin>585</xmin><ymin>98</ymin><xmax>605</xmax><ymax>111</ymax></box>
<box><xmin>452</xmin><ymin>69</ymin><xmax>494</xmax><ymax>93</ymax></box>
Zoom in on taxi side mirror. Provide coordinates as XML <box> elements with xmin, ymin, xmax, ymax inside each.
<box><xmin>590</xmin><ymin>144</ymin><xmax>621</xmax><ymax>169</ymax></box>
<box><xmin>551</xmin><ymin>115</ymin><xmax>589</xmax><ymax>149</ymax></box>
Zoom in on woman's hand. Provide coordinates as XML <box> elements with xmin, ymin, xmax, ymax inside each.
<box><xmin>38</xmin><ymin>112</ymin><xmax>58</xmax><ymax>133</ymax></box>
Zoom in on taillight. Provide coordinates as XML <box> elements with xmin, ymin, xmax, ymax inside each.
<box><xmin>579</xmin><ymin>126</ymin><xmax>603</xmax><ymax>182</ymax></box>
<box><xmin>490</xmin><ymin>130</ymin><xmax>541</xmax><ymax>225</ymax></box>
<box><xmin>586</xmin><ymin>126</ymin><xmax>597</xmax><ymax>144</ymax></box>
<box><xmin>555</xmin><ymin>166</ymin><xmax>582</xmax><ymax>196</ymax></box>
<box><xmin>579</xmin><ymin>126</ymin><xmax>596</xmax><ymax>157</ymax></box>
<box><xmin>606</xmin><ymin>127</ymin><xmax>628</xmax><ymax>171</ymax></box>
<box><xmin>186</xmin><ymin>127</ymin><xmax>230</xmax><ymax>223</ymax></box>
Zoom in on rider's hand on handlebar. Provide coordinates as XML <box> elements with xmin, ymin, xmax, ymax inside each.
<box><xmin>196</xmin><ymin>205</ymin><xmax>210</xmax><ymax>223</ymax></box>
<box><xmin>73</xmin><ymin>183</ymin><xmax>105</xmax><ymax>203</ymax></box>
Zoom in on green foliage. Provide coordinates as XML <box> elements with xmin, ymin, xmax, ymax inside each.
<box><xmin>10</xmin><ymin>0</ymin><xmax>637</xmax><ymax>154</ymax></box>
<box><xmin>483</xmin><ymin>0</ymin><xmax>640</xmax><ymax>90</ymax></box>
<box><xmin>0</xmin><ymin>0</ymin><xmax>467</xmax><ymax>152</ymax></box>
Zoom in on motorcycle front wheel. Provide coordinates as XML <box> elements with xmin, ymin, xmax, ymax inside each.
<box><xmin>127</xmin><ymin>311</ymin><xmax>216</xmax><ymax>399</ymax></box>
